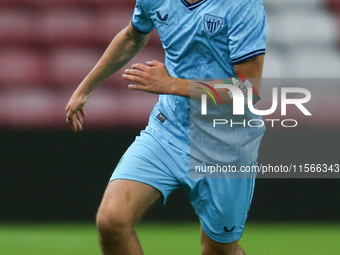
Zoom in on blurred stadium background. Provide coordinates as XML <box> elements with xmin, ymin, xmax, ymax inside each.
<box><xmin>1</xmin><ymin>0</ymin><xmax>340</xmax><ymax>254</ymax></box>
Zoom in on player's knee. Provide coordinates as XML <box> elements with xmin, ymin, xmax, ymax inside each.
<box><xmin>235</xmin><ymin>245</ymin><xmax>246</xmax><ymax>255</ymax></box>
<box><xmin>201</xmin><ymin>244</ymin><xmax>245</xmax><ymax>255</ymax></box>
<box><xmin>201</xmin><ymin>250</ymin><xmax>237</xmax><ymax>255</ymax></box>
<box><xmin>96</xmin><ymin>208</ymin><xmax>133</xmax><ymax>239</ymax></box>
<box><xmin>201</xmin><ymin>246</ymin><xmax>228</xmax><ymax>255</ymax></box>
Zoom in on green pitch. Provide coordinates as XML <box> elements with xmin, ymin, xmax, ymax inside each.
<box><xmin>0</xmin><ymin>222</ymin><xmax>339</xmax><ymax>255</ymax></box>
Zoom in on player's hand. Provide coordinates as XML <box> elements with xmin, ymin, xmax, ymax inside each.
<box><xmin>123</xmin><ymin>60</ymin><xmax>174</xmax><ymax>94</ymax></box>
<box><xmin>65</xmin><ymin>92</ymin><xmax>89</xmax><ymax>132</ymax></box>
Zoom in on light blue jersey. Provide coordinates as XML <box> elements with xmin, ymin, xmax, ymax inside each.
<box><xmin>110</xmin><ymin>1</ymin><xmax>267</xmax><ymax>242</ymax></box>
<box><xmin>132</xmin><ymin>0</ymin><xmax>267</xmax><ymax>165</ymax></box>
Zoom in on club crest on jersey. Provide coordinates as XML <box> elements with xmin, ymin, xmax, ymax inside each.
<box><xmin>204</xmin><ymin>14</ymin><xmax>223</xmax><ymax>37</ymax></box>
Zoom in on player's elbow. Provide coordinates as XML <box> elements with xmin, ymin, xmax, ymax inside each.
<box><xmin>124</xmin><ymin>22</ymin><xmax>150</xmax><ymax>47</ymax></box>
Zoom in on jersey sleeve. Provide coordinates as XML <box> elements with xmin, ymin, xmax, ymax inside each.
<box><xmin>227</xmin><ymin>0</ymin><xmax>267</xmax><ymax>64</ymax></box>
<box><xmin>131</xmin><ymin>0</ymin><xmax>154</xmax><ymax>34</ymax></box>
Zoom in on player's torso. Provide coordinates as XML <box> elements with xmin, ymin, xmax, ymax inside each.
<box><xmin>147</xmin><ymin>0</ymin><xmax>236</xmax><ymax>79</ymax></box>
<box><xmin>142</xmin><ymin>0</ymin><xmax>267</xmax><ymax>163</ymax></box>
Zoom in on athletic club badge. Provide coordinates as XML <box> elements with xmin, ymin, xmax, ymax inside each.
<box><xmin>203</xmin><ymin>14</ymin><xmax>223</xmax><ymax>37</ymax></box>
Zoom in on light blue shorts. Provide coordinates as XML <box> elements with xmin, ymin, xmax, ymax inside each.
<box><xmin>110</xmin><ymin>126</ymin><xmax>256</xmax><ymax>243</ymax></box>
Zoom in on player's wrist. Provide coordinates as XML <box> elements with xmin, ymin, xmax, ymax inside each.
<box><xmin>74</xmin><ymin>86</ymin><xmax>91</xmax><ymax>99</ymax></box>
<box><xmin>77</xmin><ymin>80</ymin><xmax>96</xmax><ymax>96</ymax></box>
<box><xmin>168</xmin><ymin>78</ymin><xmax>190</xmax><ymax>97</ymax></box>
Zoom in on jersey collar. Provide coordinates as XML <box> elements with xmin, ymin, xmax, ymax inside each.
<box><xmin>180</xmin><ymin>0</ymin><xmax>209</xmax><ymax>11</ymax></box>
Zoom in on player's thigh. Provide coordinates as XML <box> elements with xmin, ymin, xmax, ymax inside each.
<box><xmin>201</xmin><ymin>227</ymin><xmax>239</xmax><ymax>255</ymax></box>
<box><xmin>97</xmin><ymin>179</ymin><xmax>162</xmax><ymax>228</ymax></box>
<box><xmin>190</xmin><ymin>177</ymin><xmax>255</xmax><ymax>243</ymax></box>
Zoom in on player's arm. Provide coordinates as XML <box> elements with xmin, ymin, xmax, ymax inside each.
<box><xmin>124</xmin><ymin>55</ymin><xmax>265</xmax><ymax>102</ymax></box>
<box><xmin>65</xmin><ymin>22</ymin><xmax>150</xmax><ymax>132</ymax></box>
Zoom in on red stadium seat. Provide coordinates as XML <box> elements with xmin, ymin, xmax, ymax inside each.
<box><xmin>9</xmin><ymin>0</ymin><xmax>134</xmax><ymax>9</ymax></box>
<box><xmin>326</xmin><ymin>0</ymin><xmax>340</xmax><ymax>13</ymax></box>
<box><xmin>92</xmin><ymin>8</ymin><xmax>161</xmax><ymax>46</ymax></box>
<box><xmin>0</xmin><ymin>0</ymin><xmax>21</xmax><ymax>7</ymax></box>
<box><xmin>47</xmin><ymin>47</ymin><xmax>104</xmax><ymax>85</ymax></box>
<box><xmin>0</xmin><ymin>48</ymin><xmax>46</xmax><ymax>87</ymax></box>
<box><xmin>36</xmin><ymin>9</ymin><xmax>93</xmax><ymax>46</ymax></box>
<box><xmin>92</xmin><ymin>8</ymin><xmax>134</xmax><ymax>45</ymax></box>
<box><xmin>24</xmin><ymin>0</ymin><xmax>82</xmax><ymax>8</ymax></box>
<box><xmin>84</xmin><ymin>0</ymin><xmax>135</xmax><ymax>9</ymax></box>
<box><xmin>0</xmin><ymin>9</ymin><xmax>35</xmax><ymax>45</ymax></box>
